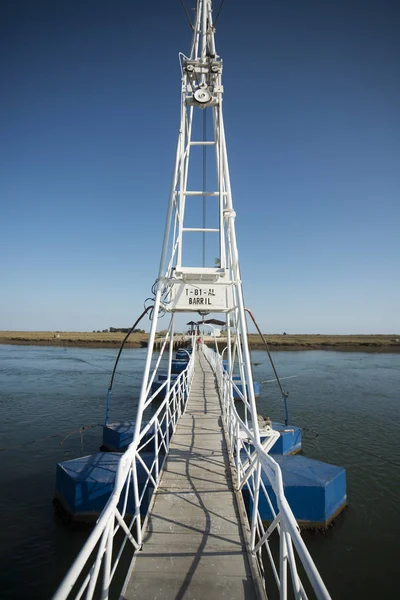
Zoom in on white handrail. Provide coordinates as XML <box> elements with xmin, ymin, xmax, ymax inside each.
<box><xmin>53</xmin><ymin>344</ymin><xmax>195</xmax><ymax>600</ymax></box>
<box><xmin>202</xmin><ymin>343</ymin><xmax>331</xmax><ymax>600</ymax></box>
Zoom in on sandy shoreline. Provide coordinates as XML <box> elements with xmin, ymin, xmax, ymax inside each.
<box><xmin>1</xmin><ymin>332</ymin><xmax>399</xmax><ymax>353</ymax></box>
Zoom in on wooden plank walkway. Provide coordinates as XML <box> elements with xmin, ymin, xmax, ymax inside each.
<box><xmin>122</xmin><ymin>351</ymin><xmax>262</xmax><ymax>600</ymax></box>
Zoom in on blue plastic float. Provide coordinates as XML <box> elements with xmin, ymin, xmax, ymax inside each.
<box><xmin>270</xmin><ymin>422</ymin><xmax>302</xmax><ymax>455</ymax></box>
<box><xmin>232</xmin><ymin>377</ymin><xmax>260</xmax><ymax>399</ymax></box>
<box><xmin>158</xmin><ymin>374</ymin><xmax>179</xmax><ymax>381</ymax></box>
<box><xmin>150</xmin><ymin>375</ymin><xmax>188</xmax><ymax>400</ymax></box>
<box><xmin>54</xmin><ymin>451</ymin><xmax>159</xmax><ymax>522</ymax></box>
<box><xmin>171</xmin><ymin>359</ymin><xmax>188</xmax><ymax>374</ymax></box>
<box><xmin>241</xmin><ymin>422</ymin><xmax>302</xmax><ymax>456</ymax></box>
<box><xmin>102</xmin><ymin>420</ymin><xmax>138</xmax><ymax>452</ymax></box>
<box><xmin>220</xmin><ymin>363</ymin><xmax>260</xmax><ymax>398</ymax></box>
<box><xmin>242</xmin><ymin>452</ymin><xmax>347</xmax><ymax>528</ymax></box>
<box><xmin>102</xmin><ymin>420</ymin><xmax>170</xmax><ymax>453</ymax></box>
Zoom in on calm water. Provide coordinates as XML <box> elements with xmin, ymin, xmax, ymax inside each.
<box><xmin>0</xmin><ymin>344</ymin><xmax>399</xmax><ymax>598</ymax></box>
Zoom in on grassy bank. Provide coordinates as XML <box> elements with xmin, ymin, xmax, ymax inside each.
<box><xmin>246</xmin><ymin>334</ymin><xmax>400</xmax><ymax>352</ymax></box>
<box><xmin>0</xmin><ymin>330</ymin><xmax>148</xmax><ymax>348</ymax></box>
<box><xmin>0</xmin><ymin>331</ymin><xmax>399</xmax><ymax>352</ymax></box>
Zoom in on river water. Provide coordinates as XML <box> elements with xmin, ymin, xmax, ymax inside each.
<box><xmin>0</xmin><ymin>344</ymin><xmax>399</xmax><ymax>598</ymax></box>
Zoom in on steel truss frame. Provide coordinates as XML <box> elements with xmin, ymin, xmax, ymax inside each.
<box><xmin>53</xmin><ymin>3</ymin><xmax>331</xmax><ymax>599</ymax></box>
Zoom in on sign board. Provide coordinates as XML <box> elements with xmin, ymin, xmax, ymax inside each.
<box><xmin>168</xmin><ymin>282</ymin><xmax>230</xmax><ymax>312</ymax></box>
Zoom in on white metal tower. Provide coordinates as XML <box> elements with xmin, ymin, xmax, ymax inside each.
<box><xmin>135</xmin><ymin>0</ymin><xmax>261</xmax><ymax>443</ymax></box>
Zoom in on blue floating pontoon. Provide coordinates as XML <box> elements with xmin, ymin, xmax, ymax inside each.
<box><xmin>158</xmin><ymin>374</ymin><xmax>179</xmax><ymax>381</ymax></box>
<box><xmin>241</xmin><ymin>422</ymin><xmax>302</xmax><ymax>456</ymax></box>
<box><xmin>150</xmin><ymin>373</ymin><xmax>188</xmax><ymax>400</ymax></box>
<box><xmin>171</xmin><ymin>359</ymin><xmax>188</xmax><ymax>374</ymax></box>
<box><xmin>54</xmin><ymin>451</ymin><xmax>159</xmax><ymax>522</ymax></box>
<box><xmin>102</xmin><ymin>420</ymin><xmax>138</xmax><ymax>452</ymax></box>
<box><xmin>242</xmin><ymin>453</ymin><xmax>347</xmax><ymax>528</ymax></box>
<box><xmin>150</xmin><ymin>378</ymin><xmax>171</xmax><ymax>399</ymax></box>
<box><xmin>232</xmin><ymin>378</ymin><xmax>260</xmax><ymax>399</ymax></box>
<box><xmin>270</xmin><ymin>422</ymin><xmax>302</xmax><ymax>455</ymax></box>
<box><xmin>102</xmin><ymin>420</ymin><xmax>170</xmax><ymax>453</ymax></box>
<box><xmin>220</xmin><ymin>366</ymin><xmax>260</xmax><ymax>398</ymax></box>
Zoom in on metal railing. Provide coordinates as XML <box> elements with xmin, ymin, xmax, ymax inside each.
<box><xmin>53</xmin><ymin>346</ymin><xmax>195</xmax><ymax>600</ymax></box>
<box><xmin>202</xmin><ymin>344</ymin><xmax>331</xmax><ymax>600</ymax></box>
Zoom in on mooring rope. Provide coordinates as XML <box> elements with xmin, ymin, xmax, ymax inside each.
<box><xmin>0</xmin><ymin>424</ymin><xmax>100</xmax><ymax>453</ymax></box>
<box><xmin>69</xmin><ymin>356</ymin><xmax>144</xmax><ymax>382</ymax></box>
<box><xmin>260</xmin><ymin>375</ymin><xmax>298</xmax><ymax>384</ymax></box>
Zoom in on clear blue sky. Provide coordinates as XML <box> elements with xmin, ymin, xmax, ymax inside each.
<box><xmin>1</xmin><ymin>0</ymin><xmax>399</xmax><ymax>334</ymax></box>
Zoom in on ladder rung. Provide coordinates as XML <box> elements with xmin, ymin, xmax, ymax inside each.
<box><xmin>189</xmin><ymin>141</ymin><xmax>216</xmax><ymax>146</ymax></box>
<box><xmin>182</xmin><ymin>228</ymin><xmax>220</xmax><ymax>232</ymax></box>
<box><xmin>182</xmin><ymin>191</ymin><xmax>227</xmax><ymax>196</ymax></box>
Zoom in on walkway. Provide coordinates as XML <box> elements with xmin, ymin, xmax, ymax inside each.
<box><xmin>122</xmin><ymin>351</ymin><xmax>262</xmax><ymax>600</ymax></box>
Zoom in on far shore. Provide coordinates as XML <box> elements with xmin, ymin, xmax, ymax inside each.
<box><xmin>1</xmin><ymin>331</ymin><xmax>399</xmax><ymax>353</ymax></box>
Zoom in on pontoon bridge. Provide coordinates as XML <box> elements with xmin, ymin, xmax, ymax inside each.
<box><xmin>53</xmin><ymin>2</ymin><xmax>334</xmax><ymax>598</ymax></box>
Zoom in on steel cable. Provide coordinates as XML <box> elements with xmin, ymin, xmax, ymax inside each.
<box><xmin>214</xmin><ymin>0</ymin><xmax>226</xmax><ymax>26</ymax></box>
<box><xmin>179</xmin><ymin>0</ymin><xmax>194</xmax><ymax>30</ymax></box>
